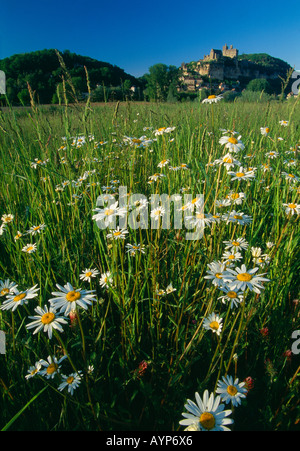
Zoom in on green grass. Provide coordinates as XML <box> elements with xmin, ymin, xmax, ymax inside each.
<box><xmin>0</xmin><ymin>96</ymin><xmax>300</xmax><ymax>431</ymax></box>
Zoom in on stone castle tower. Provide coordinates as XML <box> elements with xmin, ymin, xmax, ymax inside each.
<box><xmin>222</xmin><ymin>44</ymin><xmax>238</xmax><ymax>59</ymax></box>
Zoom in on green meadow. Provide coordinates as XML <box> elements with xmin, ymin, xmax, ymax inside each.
<box><xmin>0</xmin><ymin>95</ymin><xmax>299</xmax><ymax>431</ymax></box>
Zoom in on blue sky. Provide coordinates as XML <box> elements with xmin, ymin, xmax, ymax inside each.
<box><xmin>1</xmin><ymin>0</ymin><xmax>300</xmax><ymax>77</ymax></box>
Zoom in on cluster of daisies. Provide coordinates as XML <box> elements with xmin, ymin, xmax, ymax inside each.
<box><xmin>25</xmin><ymin>353</ymin><xmax>84</xmax><ymax>396</ymax></box>
<box><xmin>0</xmin><ymin>277</ymin><xmax>105</xmax><ymax>394</ymax></box>
<box><xmin>179</xmin><ymin>374</ymin><xmax>248</xmax><ymax>431</ymax></box>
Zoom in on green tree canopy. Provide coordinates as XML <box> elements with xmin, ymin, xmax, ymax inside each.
<box><xmin>144</xmin><ymin>64</ymin><xmax>179</xmax><ymax>101</ymax></box>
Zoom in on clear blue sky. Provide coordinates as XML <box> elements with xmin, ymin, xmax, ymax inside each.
<box><xmin>1</xmin><ymin>0</ymin><xmax>299</xmax><ymax>77</ymax></box>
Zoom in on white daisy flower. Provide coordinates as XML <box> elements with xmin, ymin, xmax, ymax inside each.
<box><xmin>25</xmin><ymin>361</ymin><xmax>42</xmax><ymax>380</ymax></box>
<box><xmin>227</xmin><ymin>166</ymin><xmax>255</xmax><ymax>181</ymax></box>
<box><xmin>26</xmin><ymin>305</ymin><xmax>68</xmax><ymax>339</ymax></box>
<box><xmin>0</xmin><ymin>223</ymin><xmax>6</xmax><ymax>235</ymax></box>
<box><xmin>14</xmin><ymin>231</ymin><xmax>23</xmax><ymax>241</ymax></box>
<box><xmin>39</xmin><ymin>355</ymin><xmax>68</xmax><ymax>379</ymax></box>
<box><xmin>218</xmin><ymin>287</ymin><xmax>244</xmax><ymax>309</ymax></box>
<box><xmin>92</xmin><ymin>201</ymin><xmax>127</xmax><ymax>228</ymax></box>
<box><xmin>148</xmin><ymin>173</ymin><xmax>166</xmax><ymax>182</ymax></box>
<box><xmin>150</xmin><ymin>206</ymin><xmax>166</xmax><ymax>221</ymax></box>
<box><xmin>106</xmin><ymin>227</ymin><xmax>129</xmax><ymax>240</ymax></box>
<box><xmin>99</xmin><ymin>271</ymin><xmax>114</xmax><ymax>289</ymax></box>
<box><xmin>154</xmin><ymin>126</ymin><xmax>176</xmax><ymax>136</ymax></box>
<box><xmin>223</xmin><ymin>264</ymin><xmax>270</xmax><ymax>293</ymax></box>
<box><xmin>1</xmin><ymin>214</ymin><xmax>14</xmax><ymax>224</ymax></box>
<box><xmin>260</xmin><ymin>127</ymin><xmax>270</xmax><ymax>136</ymax></box>
<box><xmin>282</xmin><ymin>202</ymin><xmax>300</xmax><ymax>215</ymax></box>
<box><xmin>0</xmin><ymin>279</ymin><xmax>18</xmax><ymax>297</ymax></box>
<box><xmin>223</xmin><ymin>210</ymin><xmax>252</xmax><ymax>226</ymax></box>
<box><xmin>204</xmin><ymin>261</ymin><xmax>227</xmax><ymax>287</ymax></box>
<box><xmin>281</xmin><ymin>172</ymin><xmax>299</xmax><ymax>183</ymax></box>
<box><xmin>183</xmin><ymin>196</ymin><xmax>203</xmax><ymax>213</ymax></box>
<box><xmin>202</xmin><ymin>94</ymin><xmax>223</xmax><ymax>104</ymax></box>
<box><xmin>58</xmin><ymin>372</ymin><xmax>83</xmax><ymax>395</ymax></box>
<box><xmin>179</xmin><ymin>390</ymin><xmax>233</xmax><ymax>431</ymax></box>
<box><xmin>185</xmin><ymin>212</ymin><xmax>214</xmax><ymax>230</ymax></box>
<box><xmin>49</xmin><ymin>282</ymin><xmax>97</xmax><ymax>314</ymax></box>
<box><xmin>223</xmin><ymin>237</ymin><xmax>248</xmax><ymax>252</ymax></box>
<box><xmin>279</xmin><ymin>120</ymin><xmax>289</xmax><ymax>126</ymax></box>
<box><xmin>157</xmin><ymin>159</ymin><xmax>170</xmax><ymax>168</ymax></box>
<box><xmin>265</xmin><ymin>151</ymin><xmax>279</xmax><ymax>159</ymax></box>
<box><xmin>284</xmin><ymin>159</ymin><xmax>297</xmax><ymax>167</ymax></box>
<box><xmin>225</xmin><ymin>191</ymin><xmax>246</xmax><ymax>205</ymax></box>
<box><xmin>22</xmin><ymin>243</ymin><xmax>37</xmax><ymax>254</ymax></box>
<box><xmin>125</xmin><ymin>243</ymin><xmax>146</xmax><ymax>256</ymax></box>
<box><xmin>165</xmin><ymin>283</ymin><xmax>176</xmax><ymax>294</ymax></box>
<box><xmin>214</xmin><ymin>153</ymin><xmax>240</xmax><ymax>171</ymax></box>
<box><xmin>219</xmin><ymin>135</ymin><xmax>244</xmax><ymax>153</ymax></box>
<box><xmin>261</xmin><ymin>163</ymin><xmax>273</xmax><ymax>173</ymax></box>
<box><xmin>251</xmin><ymin>247</ymin><xmax>262</xmax><ymax>257</ymax></box>
<box><xmin>79</xmin><ymin>268</ymin><xmax>100</xmax><ymax>283</ymax></box>
<box><xmin>221</xmin><ymin>250</ymin><xmax>243</xmax><ymax>265</ymax></box>
<box><xmin>0</xmin><ymin>285</ymin><xmax>39</xmax><ymax>311</ymax></box>
<box><xmin>216</xmin><ymin>375</ymin><xmax>247</xmax><ymax>406</ymax></box>
<box><xmin>203</xmin><ymin>312</ymin><xmax>223</xmax><ymax>336</ymax></box>
<box><xmin>27</xmin><ymin>224</ymin><xmax>46</xmax><ymax>235</ymax></box>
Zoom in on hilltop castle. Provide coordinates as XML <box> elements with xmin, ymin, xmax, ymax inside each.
<box><xmin>178</xmin><ymin>44</ymin><xmax>283</xmax><ymax>93</ymax></box>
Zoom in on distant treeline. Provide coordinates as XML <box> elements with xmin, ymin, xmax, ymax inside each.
<box><xmin>0</xmin><ymin>49</ymin><xmax>294</xmax><ymax>106</ymax></box>
<box><xmin>0</xmin><ymin>49</ymin><xmax>145</xmax><ymax>105</ymax></box>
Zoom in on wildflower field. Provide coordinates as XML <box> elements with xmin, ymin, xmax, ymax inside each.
<box><xmin>0</xmin><ymin>94</ymin><xmax>299</xmax><ymax>431</ymax></box>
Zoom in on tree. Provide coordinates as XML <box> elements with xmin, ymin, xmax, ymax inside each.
<box><xmin>246</xmin><ymin>78</ymin><xmax>273</xmax><ymax>95</ymax></box>
<box><xmin>144</xmin><ymin>64</ymin><xmax>178</xmax><ymax>101</ymax></box>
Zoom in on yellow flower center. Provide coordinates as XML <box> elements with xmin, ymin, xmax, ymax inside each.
<box><xmin>288</xmin><ymin>174</ymin><xmax>295</xmax><ymax>178</ymax></box>
<box><xmin>228</xmin><ymin>137</ymin><xmax>238</xmax><ymax>144</ymax></box>
<box><xmin>288</xmin><ymin>203</ymin><xmax>296</xmax><ymax>209</ymax></box>
<box><xmin>199</xmin><ymin>412</ymin><xmax>216</xmax><ymax>430</ymax></box>
<box><xmin>265</xmin><ymin>128</ymin><xmax>270</xmax><ymax>133</ymax></box>
<box><xmin>105</xmin><ymin>209</ymin><xmax>114</xmax><ymax>216</ymax></box>
<box><xmin>26</xmin><ymin>246</ymin><xmax>34</xmax><ymax>252</ymax></box>
<box><xmin>237</xmin><ymin>273</ymin><xmax>252</xmax><ymax>282</ymax></box>
<box><xmin>228</xmin><ymin>255</ymin><xmax>235</xmax><ymax>260</ymax></box>
<box><xmin>67</xmin><ymin>376</ymin><xmax>74</xmax><ymax>384</ymax></box>
<box><xmin>231</xmin><ymin>193</ymin><xmax>240</xmax><ymax>199</ymax></box>
<box><xmin>132</xmin><ymin>139</ymin><xmax>142</xmax><ymax>144</ymax></box>
<box><xmin>227</xmin><ymin>385</ymin><xmax>238</xmax><ymax>396</ymax></box>
<box><xmin>196</xmin><ymin>213</ymin><xmax>205</xmax><ymax>219</ymax></box>
<box><xmin>215</xmin><ymin>273</ymin><xmax>222</xmax><ymax>279</ymax></box>
<box><xmin>158</xmin><ymin>127</ymin><xmax>166</xmax><ymax>132</ymax></box>
<box><xmin>113</xmin><ymin>231</ymin><xmax>122</xmax><ymax>236</ymax></box>
<box><xmin>41</xmin><ymin>312</ymin><xmax>55</xmax><ymax>324</ymax></box>
<box><xmin>224</xmin><ymin>157</ymin><xmax>233</xmax><ymax>163</ymax></box>
<box><xmin>208</xmin><ymin>95</ymin><xmax>216</xmax><ymax>99</ymax></box>
<box><xmin>1</xmin><ymin>288</ymin><xmax>10</xmax><ymax>295</ymax></box>
<box><xmin>235</xmin><ymin>172</ymin><xmax>245</xmax><ymax>177</ymax></box>
<box><xmin>232</xmin><ymin>241</ymin><xmax>240</xmax><ymax>246</ymax></box>
<box><xmin>66</xmin><ymin>291</ymin><xmax>81</xmax><ymax>302</ymax></box>
<box><xmin>234</xmin><ymin>215</ymin><xmax>243</xmax><ymax>220</ymax></box>
<box><xmin>227</xmin><ymin>291</ymin><xmax>237</xmax><ymax>299</ymax></box>
<box><xmin>14</xmin><ymin>293</ymin><xmax>26</xmax><ymax>302</ymax></box>
<box><xmin>85</xmin><ymin>271</ymin><xmax>92</xmax><ymax>277</ymax></box>
<box><xmin>209</xmin><ymin>321</ymin><xmax>220</xmax><ymax>331</ymax></box>
<box><xmin>46</xmin><ymin>363</ymin><xmax>58</xmax><ymax>375</ymax></box>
